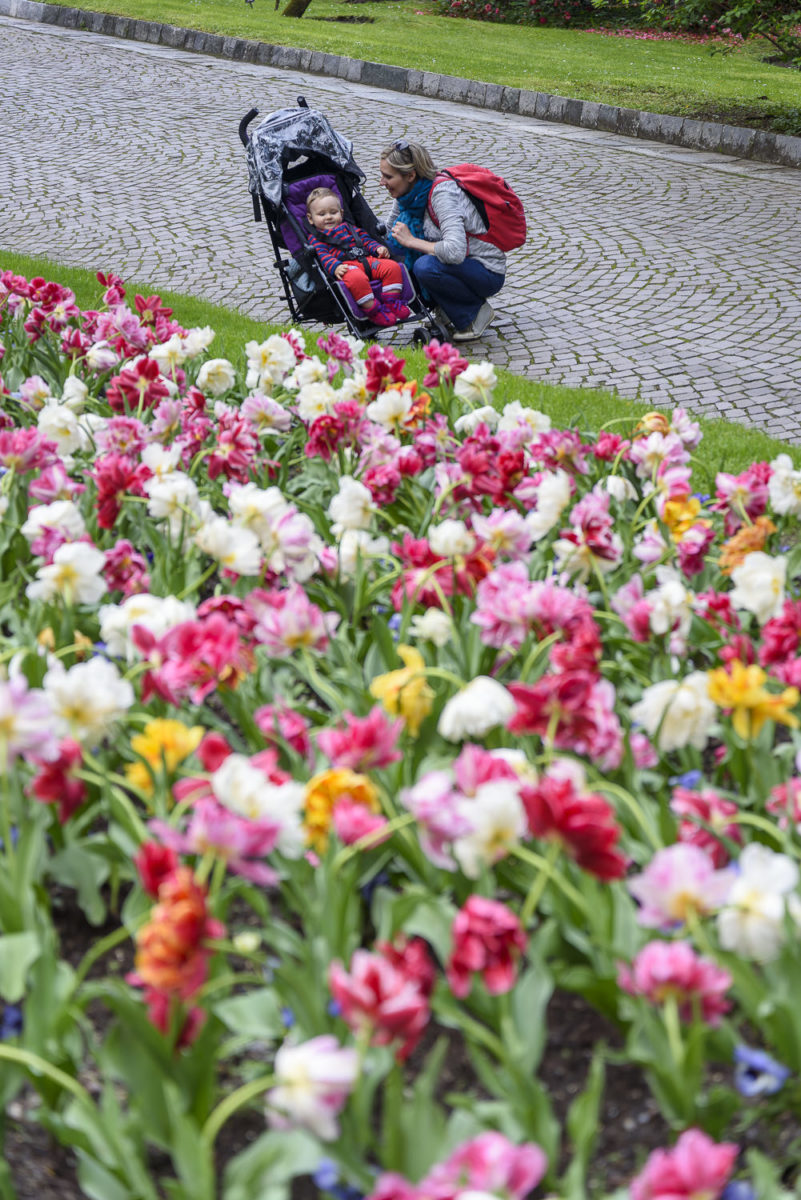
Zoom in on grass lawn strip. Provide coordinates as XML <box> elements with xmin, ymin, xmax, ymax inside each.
<box><xmin>4</xmin><ymin>248</ymin><xmax>798</xmax><ymax>479</ymax></box>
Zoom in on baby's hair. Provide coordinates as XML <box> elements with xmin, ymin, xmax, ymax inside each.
<box><xmin>380</xmin><ymin>141</ymin><xmax>437</xmax><ymax>180</ymax></box>
<box><xmin>306</xmin><ymin>186</ymin><xmax>342</xmax><ymax>213</ymax></box>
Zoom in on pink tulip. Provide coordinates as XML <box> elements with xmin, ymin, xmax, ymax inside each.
<box><xmin>446</xmin><ymin>896</ymin><xmax>526</xmax><ymax>998</ymax></box>
<box><xmin>317</xmin><ymin>706</ymin><xmax>403</xmax><ymax>771</ymax></box>
<box><xmin>328</xmin><ymin>946</ymin><xmax>431</xmax><ymax>1061</ymax></box>
<box><xmin>331</xmin><ymin>798</ymin><xmax>390</xmax><ymax>847</ymax></box>
<box><xmin>618</xmin><ymin>940</ymin><xmax>732</xmax><ymax>1026</ymax></box>
<box><xmin>630</xmin><ymin>1128</ymin><xmax>737</xmax><ymax>1199</ymax></box>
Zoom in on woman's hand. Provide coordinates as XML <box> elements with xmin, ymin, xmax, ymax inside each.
<box><xmin>391</xmin><ymin>221</ymin><xmax>413</xmax><ymax>247</ymax></box>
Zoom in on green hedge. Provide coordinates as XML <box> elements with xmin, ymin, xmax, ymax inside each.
<box><xmin>438</xmin><ymin>0</ymin><xmax>801</xmax><ymax>60</ymax></box>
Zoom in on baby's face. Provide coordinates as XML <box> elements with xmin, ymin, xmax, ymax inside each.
<box><xmin>308</xmin><ymin>196</ymin><xmax>343</xmax><ymax>231</ymax></box>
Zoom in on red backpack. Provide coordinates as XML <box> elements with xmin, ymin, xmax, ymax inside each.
<box><xmin>427</xmin><ymin>164</ymin><xmax>527</xmax><ymax>253</ymax></box>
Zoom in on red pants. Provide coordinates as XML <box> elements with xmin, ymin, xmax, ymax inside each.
<box><xmin>338</xmin><ymin>257</ymin><xmax>403</xmax><ymax>306</ymax></box>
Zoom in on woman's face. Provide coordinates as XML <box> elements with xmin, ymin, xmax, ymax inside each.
<box><xmin>379</xmin><ymin>159</ymin><xmax>417</xmax><ymax>199</ymax></box>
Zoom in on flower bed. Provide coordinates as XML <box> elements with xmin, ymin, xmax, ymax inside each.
<box><xmin>1</xmin><ymin>267</ymin><xmax>801</xmax><ymax>1199</ymax></box>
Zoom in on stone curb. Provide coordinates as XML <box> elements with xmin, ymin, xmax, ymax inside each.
<box><xmin>4</xmin><ymin>0</ymin><xmax>801</xmax><ymax>168</ymax></box>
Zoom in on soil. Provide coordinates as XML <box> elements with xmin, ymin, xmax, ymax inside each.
<box><xmin>1</xmin><ymin>892</ymin><xmax>793</xmax><ymax>1198</ymax></box>
<box><xmin>2</xmin><ymin>884</ymin><xmax>669</xmax><ymax>1200</ymax></box>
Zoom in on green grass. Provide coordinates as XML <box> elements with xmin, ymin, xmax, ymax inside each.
<box><xmin>3</xmin><ymin>248</ymin><xmax>799</xmax><ymax>479</ymax></box>
<box><xmin>43</xmin><ymin>0</ymin><xmax>801</xmax><ymax>134</ymax></box>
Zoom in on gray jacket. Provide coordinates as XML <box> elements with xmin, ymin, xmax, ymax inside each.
<box><xmin>387</xmin><ymin>179</ymin><xmax>506</xmax><ymax>277</ymax></box>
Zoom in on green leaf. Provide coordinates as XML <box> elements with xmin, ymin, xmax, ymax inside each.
<box><xmin>560</xmin><ymin>1048</ymin><xmax>606</xmax><ymax>1199</ymax></box>
<box><xmin>745</xmin><ymin>1148</ymin><xmax>796</xmax><ymax>1198</ymax></box>
<box><xmin>508</xmin><ymin>962</ymin><xmax>553</xmax><ymax>1075</ymax></box>
<box><xmin>213</xmin><ymin>988</ymin><xmax>285</xmax><ymax>1042</ymax></box>
<box><xmin>163</xmin><ymin>1082</ymin><xmax>215</xmax><ymax>1200</ymax></box>
<box><xmin>399</xmin><ymin>1038</ymin><xmax>449</xmax><ymax>1180</ymax></box>
<box><xmin>0</xmin><ymin>932</ymin><xmax>41</xmax><ymax>1003</ymax></box>
<box><xmin>0</xmin><ymin>1149</ymin><xmax>18</xmax><ymax>1200</ymax></box>
<box><xmin>49</xmin><ymin>844</ymin><xmax>110</xmax><ymax>926</ymax></box>
<box><xmin>75</xmin><ymin>1156</ymin><xmax>135</xmax><ymax>1200</ymax></box>
<box><xmin>223</xmin><ymin>1129</ymin><xmax>321</xmax><ymax>1200</ymax></box>
<box><xmin>400</xmin><ymin>896</ymin><xmax>456</xmax><ymax>963</ymax></box>
<box><xmin>695</xmin><ymin>1084</ymin><xmax>741</xmax><ymax>1140</ymax></box>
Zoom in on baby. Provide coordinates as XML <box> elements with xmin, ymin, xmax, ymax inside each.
<box><xmin>305</xmin><ymin>187</ymin><xmax>410</xmax><ymax>327</ymax></box>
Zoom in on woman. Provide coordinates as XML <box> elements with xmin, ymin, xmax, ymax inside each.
<box><xmin>380</xmin><ymin>140</ymin><xmax>505</xmax><ymax>342</ymax></box>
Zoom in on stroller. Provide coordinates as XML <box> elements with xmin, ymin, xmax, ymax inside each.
<box><xmin>239</xmin><ymin>98</ymin><xmax>448</xmax><ymax>344</ymax></box>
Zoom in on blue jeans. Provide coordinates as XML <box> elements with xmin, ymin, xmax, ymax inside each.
<box><xmin>412</xmin><ymin>255</ymin><xmax>505</xmax><ymax>331</ymax></box>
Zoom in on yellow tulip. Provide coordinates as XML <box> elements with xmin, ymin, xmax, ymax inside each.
<box><xmin>304</xmin><ymin>768</ymin><xmax>379</xmax><ymax>851</ymax></box>
<box><xmin>125</xmin><ymin>718</ymin><xmax>205</xmax><ymax>795</ymax></box>
<box><xmin>369</xmin><ymin>644</ymin><xmax>434</xmax><ymax>738</ymax></box>
<box><xmin>707</xmin><ymin>660</ymin><xmax>799</xmax><ymax>742</ymax></box>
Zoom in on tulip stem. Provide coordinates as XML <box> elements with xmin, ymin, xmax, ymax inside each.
<box><xmin>441</xmin><ymin>1005</ymin><xmax>505</xmax><ymax>1062</ymax></box>
<box><xmin>663</xmin><ymin>994</ymin><xmax>684</xmax><ymax>1068</ymax></box>
<box><xmin>0</xmin><ymin>745</ymin><xmax>15</xmax><ymax>880</ymax></box>
<box><xmin>331</xmin><ymin>812</ymin><xmax>416</xmax><ymax>872</ymax></box>
<box><xmin>421</xmin><ymin>666</ymin><xmax>465</xmax><ymax>689</ymax></box>
<box><xmin>202</xmin><ymin>1073</ymin><xmax>276</xmax><ymax>1147</ymax></box>
<box><xmin>176</xmin><ymin>561</ymin><xmax>217</xmax><ymax>602</ymax></box>
<box><xmin>520</xmin><ymin>840</ymin><xmax>560</xmax><ymax>926</ymax></box>
<box><xmin>515</xmin><ymin>632</ymin><xmax>560</xmax><ymax>684</ymax></box>
<box><xmin>511</xmin><ymin>845</ymin><xmax>589</xmax><ymax>916</ymax></box>
<box><xmin>593</xmin><ymin>780</ymin><xmax>661</xmax><ymax>850</ymax></box>
<box><xmin>73</xmin><ymin>923</ymin><xmax>134</xmax><ymax>990</ymax></box>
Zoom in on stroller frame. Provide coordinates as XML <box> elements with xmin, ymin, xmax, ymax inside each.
<box><xmin>240</xmin><ymin>99</ymin><xmax>448</xmax><ymax>345</ymax></box>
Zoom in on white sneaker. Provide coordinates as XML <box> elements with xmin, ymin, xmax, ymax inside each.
<box><xmin>452</xmin><ymin>302</ymin><xmax>495</xmax><ymax>342</ymax></box>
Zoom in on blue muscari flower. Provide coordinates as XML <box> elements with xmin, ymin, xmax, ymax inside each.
<box><xmin>333</xmin><ymin>1186</ymin><xmax>365</xmax><ymax>1200</ymax></box>
<box><xmin>387</xmin><ymin>613</ymin><xmax>402</xmax><ymax>631</ymax></box>
<box><xmin>313</xmin><ymin>1160</ymin><xmax>340</xmax><ymax>1191</ymax></box>
<box><xmin>312</xmin><ymin>1158</ymin><xmax>365</xmax><ymax>1200</ymax></box>
<box><xmin>0</xmin><ymin>1004</ymin><xmax>23</xmax><ymax>1040</ymax></box>
<box><xmin>734</xmin><ymin>1044</ymin><xmax>791</xmax><ymax>1097</ymax></box>
<box><xmin>692</xmin><ymin>492</ymin><xmax>710</xmax><ymax>503</ymax></box>
<box><xmin>280</xmin><ymin>1006</ymin><xmax>295</xmax><ymax>1028</ymax></box>
<box><xmin>721</xmin><ymin>1184</ymin><xmax>756</xmax><ymax>1200</ymax></box>
<box><xmin>360</xmin><ymin>869</ymin><xmax>390</xmax><ymax>906</ymax></box>
<box><xmin>327</xmin><ymin>998</ymin><xmax>342</xmax><ymax>1018</ymax></box>
<box><xmin>668</xmin><ymin>769</ymin><xmax>703</xmax><ymax>788</ymax></box>
<box><xmin>0</xmin><ymin>826</ymin><xmax>19</xmax><ymax>852</ymax></box>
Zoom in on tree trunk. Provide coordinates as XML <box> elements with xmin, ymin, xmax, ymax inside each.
<box><xmin>282</xmin><ymin>0</ymin><xmax>314</xmax><ymax>17</ymax></box>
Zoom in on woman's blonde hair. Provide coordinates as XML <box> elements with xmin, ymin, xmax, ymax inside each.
<box><xmin>380</xmin><ymin>141</ymin><xmax>437</xmax><ymax>181</ymax></box>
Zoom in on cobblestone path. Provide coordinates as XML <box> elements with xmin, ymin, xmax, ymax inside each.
<box><xmin>2</xmin><ymin>15</ymin><xmax>800</xmax><ymax>437</ymax></box>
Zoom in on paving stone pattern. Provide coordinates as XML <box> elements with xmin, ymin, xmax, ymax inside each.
<box><xmin>2</xmin><ymin>16</ymin><xmax>801</xmax><ymax>440</ymax></box>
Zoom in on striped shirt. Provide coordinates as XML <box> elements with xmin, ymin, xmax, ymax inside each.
<box><xmin>307</xmin><ymin>222</ymin><xmax>384</xmax><ymax>277</ymax></box>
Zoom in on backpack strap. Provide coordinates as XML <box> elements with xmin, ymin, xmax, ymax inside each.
<box><xmin>427</xmin><ymin>170</ymin><xmax>488</xmax><ymax>231</ymax></box>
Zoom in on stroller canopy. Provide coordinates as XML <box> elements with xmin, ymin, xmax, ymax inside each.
<box><xmin>247</xmin><ymin>106</ymin><xmax>365</xmax><ymax>208</ymax></box>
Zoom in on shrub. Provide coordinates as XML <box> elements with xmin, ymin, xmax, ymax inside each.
<box><xmin>440</xmin><ymin>0</ymin><xmax>601</xmax><ymax>28</ymax></box>
<box><xmin>635</xmin><ymin>0</ymin><xmax>801</xmax><ymax>59</ymax></box>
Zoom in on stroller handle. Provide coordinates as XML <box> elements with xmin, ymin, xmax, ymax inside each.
<box><xmin>238</xmin><ymin>108</ymin><xmax>260</xmax><ymax>147</ymax></box>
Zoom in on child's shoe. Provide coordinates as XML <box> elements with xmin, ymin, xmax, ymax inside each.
<box><xmin>383</xmin><ymin>298</ymin><xmax>412</xmax><ymax>321</ymax></box>
<box><xmin>366</xmin><ymin>303</ymin><xmax>397</xmax><ymax>327</ymax></box>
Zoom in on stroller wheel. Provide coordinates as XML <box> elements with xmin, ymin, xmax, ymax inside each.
<box><xmin>413</xmin><ymin>321</ymin><xmax>450</xmax><ymax>347</ymax></box>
